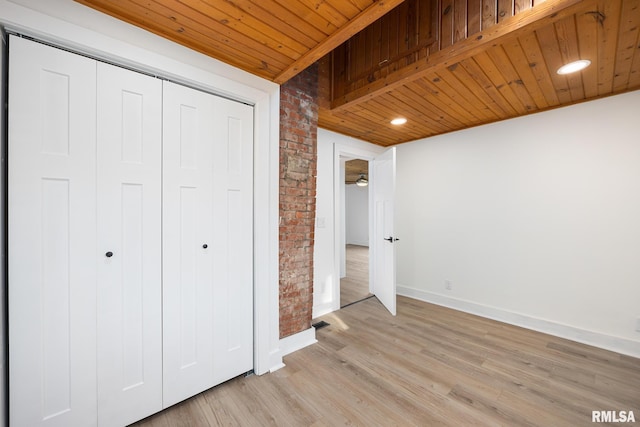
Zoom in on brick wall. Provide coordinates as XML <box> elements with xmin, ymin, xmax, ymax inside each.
<box><xmin>279</xmin><ymin>64</ymin><xmax>319</xmax><ymax>339</ymax></box>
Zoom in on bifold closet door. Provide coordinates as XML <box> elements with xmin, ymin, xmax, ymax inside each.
<box><xmin>210</xmin><ymin>97</ymin><xmax>254</xmax><ymax>386</ymax></box>
<box><xmin>162</xmin><ymin>82</ymin><xmax>254</xmax><ymax>407</ymax></box>
<box><xmin>162</xmin><ymin>81</ymin><xmax>216</xmax><ymax>407</ymax></box>
<box><xmin>96</xmin><ymin>62</ymin><xmax>163</xmax><ymax>426</ymax></box>
<box><xmin>9</xmin><ymin>35</ymin><xmax>98</xmax><ymax>427</ymax></box>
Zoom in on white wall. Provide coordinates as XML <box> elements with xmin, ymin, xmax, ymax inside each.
<box><xmin>313</xmin><ymin>131</ymin><xmax>337</xmax><ymax>318</ymax></box>
<box><xmin>0</xmin><ymin>0</ymin><xmax>282</xmax><ymax>383</ymax></box>
<box><xmin>313</xmin><ymin>129</ymin><xmax>383</xmax><ymax>318</ymax></box>
<box><xmin>345</xmin><ymin>184</ymin><xmax>369</xmax><ymax>246</ymax></box>
<box><xmin>396</xmin><ymin>91</ymin><xmax>640</xmax><ymax>357</ymax></box>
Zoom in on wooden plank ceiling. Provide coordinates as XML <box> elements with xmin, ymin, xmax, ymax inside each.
<box><xmin>76</xmin><ymin>0</ymin><xmax>640</xmax><ymax>146</ymax></box>
<box><xmin>345</xmin><ymin>159</ymin><xmax>369</xmax><ymax>184</ymax></box>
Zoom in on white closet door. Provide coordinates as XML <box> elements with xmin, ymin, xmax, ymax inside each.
<box><xmin>96</xmin><ymin>62</ymin><xmax>163</xmax><ymax>426</ymax></box>
<box><xmin>8</xmin><ymin>36</ymin><xmax>98</xmax><ymax>427</ymax></box>
<box><xmin>211</xmin><ymin>97</ymin><xmax>254</xmax><ymax>385</ymax></box>
<box><xmin>162</xmin><ymin>81</ymin><xmax>216</xmax><ymax>407</ymax></box>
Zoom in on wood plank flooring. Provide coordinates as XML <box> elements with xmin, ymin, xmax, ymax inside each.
<box><xmin>133</xmin><ymin>296</ymin><xmax>640</xmax><ymax>426</ymax></box>
<box><xmin>340</xmin><ymin>244</ymin><xmax>372</xmax><ymax>307</ymax></box>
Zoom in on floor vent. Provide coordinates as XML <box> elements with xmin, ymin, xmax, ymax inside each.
<box><xmin>312</xmin><ymin>320</ymin><xmax>330</xmax><ymax>330</ymax></box>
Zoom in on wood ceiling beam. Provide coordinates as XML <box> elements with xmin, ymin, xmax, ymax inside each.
<box><xmin>274</xmin><ymin>0</ymin><xmax>406</xmax><ymax>84</ymax></box>
<box><xmin>331</xmin><ymin>0</ymin><xmax>593</xmax><ymax>111</ymax></box>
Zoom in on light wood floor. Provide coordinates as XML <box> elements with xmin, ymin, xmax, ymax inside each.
<box><xmin>340</xmin><ymin>244</ymin><xmax>372</xmax><ymax>307</ymax></box>
<box><xmin>133</xmin><ymin>296</ymin><xmax>640</xmax><ymax>426</ymax></box>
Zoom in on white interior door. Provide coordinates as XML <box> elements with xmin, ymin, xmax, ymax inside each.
<box><xmin>8</xmin><ymin>35</ymin><xmax>98</xmax><ymax>427</ymax></box>
<box><xmin>162</xmin><ymin>81</ymin><xmax>216</xmax><ymax>407</ymax></box>
<box><xmin>96</xmin><ymin>62</ymin><xmax>163</xmax><ymax>426</ymax></box>
<box><xmin>211</xmin><ymin>97</ymin><xmax>254</xmax><ymax>385</ymax></box>
<box><xmin>372</xmin><ymin>147</ymin><xmax>397</xmax><ymax>315</ymax></box>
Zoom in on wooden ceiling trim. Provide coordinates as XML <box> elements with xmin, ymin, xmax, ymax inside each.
<box><xmin>330</xmin><ymin>0</ymin><xmax>591</xmax><ymax>111</ymax></box>
<box><xmin>274</xmin><ymin>0</ymin><xmax>407</xmax><ymax>84</ymax></box>
<box><xmin>76</xmin><ymin>0</ymin><xmax>287</xmax><ymax>76</ymax></box>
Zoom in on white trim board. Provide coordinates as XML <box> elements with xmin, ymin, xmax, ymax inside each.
<box><xmin>275</xmin><ymin>328</ymin><xmax>317</xmax><ymax>370</ymax></box>
<box><xmin>397</xmin><ymin>285</ymin><xmax>640</xmax><ymax>359</ymax></box>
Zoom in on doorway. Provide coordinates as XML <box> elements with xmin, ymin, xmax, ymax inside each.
<box><xmin>341</xmin><ymin>158</ymin><xmax>373</xmax><ymax>307</ymax></box>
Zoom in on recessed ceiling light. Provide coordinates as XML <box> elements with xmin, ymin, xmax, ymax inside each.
<box><xmin>390</xmin><ymin>117</ymin><xmax>407</xmax><ymax>125</ymax></box>
<box><xmin>557</xmin><ymin>59</ymin><xmax>591</xmax><ymax>75</ymax></box>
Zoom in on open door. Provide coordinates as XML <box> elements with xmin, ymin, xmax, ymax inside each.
<box><xmin>371</xmin><ymin>147</ymin><xmax>397</xmax><ymax>315</ymax></box>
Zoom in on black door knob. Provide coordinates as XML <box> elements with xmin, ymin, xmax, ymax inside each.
<box><xmin>105</xmin><ymin>251</ymin><xmax>113</xmax><ymax>258</ymax></box>
<box><xmin>202</xmin><ymin>244</ymin><xmax>208</xmax><ymax>249</ymax></box>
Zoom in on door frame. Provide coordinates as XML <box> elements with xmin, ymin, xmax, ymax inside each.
<box><xmin>332</xmin><ymin>143</ymin><xmax>383</xmax><ymax>313</ymax></box>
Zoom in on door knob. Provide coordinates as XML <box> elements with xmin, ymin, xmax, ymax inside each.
<box><xmin>384</xmin><ymin>237</ymin><xmax>393</xmax><ymax>242</ymax></box>
<box><xmin>202</xmin><ymin>244</ymin><xmax>208</xmax><ymax>249</ymax></box>
<box><xmin>105</xmin><ymin>251</ymin><xmax>114</xmax><ymax>258</ymax></box>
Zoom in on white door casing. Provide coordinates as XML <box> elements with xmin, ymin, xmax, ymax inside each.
<box><xmin>96</xmin><ymin>62</ymin><xmax>163</xmax><ymax>426</ymax></box>
<box><xmin>8</xmin><ymin>35</ymin><xmax>98</xmax><ymax>427</ymax></box>
<box><xmin>372</xmin><ymin>147</ymin><xmax>397</xmax><ymax>315</ymax></box>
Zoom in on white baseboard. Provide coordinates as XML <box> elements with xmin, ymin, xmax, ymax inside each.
<box><xmin>278</xmin><ymin>327</ymin><xmax>317</xmax><ymax>360</ymax></box>
<box><xmin>313</xmin><ymin>302</ymin><xmax>336</xmax><ymax>319</ymax></box>
<box><xmin>397</xmin><ymin>285</ymin><xmax>640</xmax><ymax>359</ymax></box>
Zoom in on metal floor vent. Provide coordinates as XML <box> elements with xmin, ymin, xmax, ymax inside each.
<box><xmin>312</xmin><ymin>320</ymin><xmax>330</xmax><ymax>330</ymax></box>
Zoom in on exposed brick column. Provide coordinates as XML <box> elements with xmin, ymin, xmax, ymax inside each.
<box><xmin>279</xmin><ymin>64</ymin><xmax>318</xmax><ymax>339</ymax></box>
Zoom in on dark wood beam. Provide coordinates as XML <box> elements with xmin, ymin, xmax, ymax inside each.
<box><xmin>331</xmin><ymin>0</ymin><xmax>592</xmax><ymax>111</ymax></box>
<box><xmin>274</xmin><ymin>0</ymin><xmax>406</xmax><ymax>84</ymax></box>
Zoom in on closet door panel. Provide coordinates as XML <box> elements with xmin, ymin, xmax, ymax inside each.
<box><xmin>162</xmin><ymin>81</ymin><xmax>215</xmax><ymax>407</ymax></box>
<box><xmin>8</xmin><ymin>36</ymin><xmax>98</xmax><ymax>427</ymax></box>
<box><xmin>96</xmin><ymin>62</ymin><xmax>163</xmax><ymax>426</ymax></box>
<box><xmin>211</xmin><ymin>98</ymin><xmax>254</xmax><ymax>385</ymax></box>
